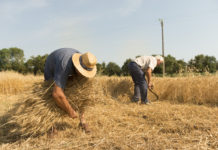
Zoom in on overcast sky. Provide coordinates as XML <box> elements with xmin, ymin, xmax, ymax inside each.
<box><xmin>0</xmin><ymin>0</ymin><xmax>218</xmax><ymax>66</ymax></box>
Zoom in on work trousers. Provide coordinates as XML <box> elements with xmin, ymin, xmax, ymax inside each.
<box><xmin>128</xmin><ymin>62</ymin><xmax>148</xmax><ymax>102</ymax></box>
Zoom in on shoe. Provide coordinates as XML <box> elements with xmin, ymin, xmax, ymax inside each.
<box><xmin>131</xmin><ymin>99</ymin><xmax>139</xmax><ymax>103</ymax></box>
<box><xmin>141</xmin><ymin>101</ymin><xmax>151</xmax><ymax>105</ymax></box>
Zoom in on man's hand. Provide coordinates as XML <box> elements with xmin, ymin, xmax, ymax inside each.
<box><xmin>71</xmin><ymin>111</ymin><xmax>78</xmax><ymax>119</ymax></box>
<box><xmin>52</xmin><ymin>84</ymin><xmax>78</xmax><ymax>119</ymax></box>
<box><xmin>148</xmin><ymin>82</ymin><xmax>154</xmax><ymax>90</ymax></box>
<box><xmin>146</xmin><ymin>67</ymin><xmax>153</xmax><ymax>90</ymax></box>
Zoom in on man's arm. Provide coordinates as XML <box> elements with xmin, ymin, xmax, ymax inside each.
<box><xmin>52</xmin><ymin>83</ymin><xmax>78</xmax><ymax>119</ymax></box>
<box><xmin>146</xmin><ymin>67</ymin><xmax>153</xmax><ymax>89</ymax></box>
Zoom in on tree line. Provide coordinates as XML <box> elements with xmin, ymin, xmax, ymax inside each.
<box><xmin>0</xmin><ymin>47</ymin><xmax>48</xmax><ymax>75</ymax></box>
<box><xmin>0</xmin><ymin>47</ymin><xmax>217</xmax><ymax>76</ymax></box>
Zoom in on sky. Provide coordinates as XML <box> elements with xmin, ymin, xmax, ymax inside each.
<box><xmin>0</xmin><ymin>0</ymin><xmax>218</xmax><ymax>66</ymax></box>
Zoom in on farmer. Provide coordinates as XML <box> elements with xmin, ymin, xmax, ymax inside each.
<box><xmin>128</xmin><ymin>55</ymin><xmax>164</xmax><ymax>104</ymax></box>
<box><xmin>44</xmin><ymin>48</ymin><xmax>97</xmax><ymax>133</ymax></box>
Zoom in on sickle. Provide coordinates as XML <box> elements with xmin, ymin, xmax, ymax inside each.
<box><xmin>148</xmin><ymin>88</ymin><xmax>159</xmax><ymax>100</ymax></box>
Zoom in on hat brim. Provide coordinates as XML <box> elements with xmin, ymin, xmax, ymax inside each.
<box><xmin>72</xmin><ymin>53</ymin><xmax>97</xmax><ymax>78</ymax></box>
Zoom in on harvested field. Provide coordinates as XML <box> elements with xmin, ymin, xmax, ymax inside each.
<box><xmin>0</xmin><ymin>72</ymin><xmax>217</xmax><ymax>150</ymax></box>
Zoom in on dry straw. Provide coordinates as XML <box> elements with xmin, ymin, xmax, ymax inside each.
<box><xmin>153</xmin><ymin>76</ymin><xmax>218</xmax><ymax>106</ymax></box>
<box><xmin>96</xmin><ymin>76</ymin><xmax>218</xmax><ymax>106</ymax></box>
<box><xmin>1</xmin><ymin>72</ymin><xmax>217</xmax><ymax>106</ymax></box>
<box><xmin>0</xmin><ymin>71</ymin><xmax>42</xmax><ymax>95</ymax></box>
<box><xmin>1</xmin><ymin>76</ymin><xmax>103</xmax><ymax>141</ymax></box>
<box><xmin>0</xmin><ymin>72</ymin><xmax>218</xmax><ymax>149</ymax></box>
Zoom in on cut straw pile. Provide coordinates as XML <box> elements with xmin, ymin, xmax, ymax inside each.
<box><xmin>1</xmin><ymin>76</ymin><xmax>104</xmax><ymax>140</ymax></box>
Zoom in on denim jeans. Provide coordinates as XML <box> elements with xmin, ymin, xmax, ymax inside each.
<box><xmin>128</xmin><ymin>62</ymin><xmax>148</xmax><ymax>102</ymax></box>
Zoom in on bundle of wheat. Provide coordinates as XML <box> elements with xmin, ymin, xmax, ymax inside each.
<box><xmin>2</xmin><ymin>76</ymin><xmax>103</xmax><ymax>140</ymax></box>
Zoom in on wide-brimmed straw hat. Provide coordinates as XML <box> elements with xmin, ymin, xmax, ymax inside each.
<box><xmin>72</xmin><ymin>52</ymin><xmax>97</xmax><ymax>78</ymax></box>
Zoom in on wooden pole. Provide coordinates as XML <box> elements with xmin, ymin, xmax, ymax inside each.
<box><xmin>159</xmin><ymin>19</ymin><xmax>165</xmax><ymax>77</ymax></box>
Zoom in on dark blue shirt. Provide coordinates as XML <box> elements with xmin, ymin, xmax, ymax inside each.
<box><xmin>44</xmin><ymin>48</ymin><xmax>80</xmax><ymax>89</ymax></box>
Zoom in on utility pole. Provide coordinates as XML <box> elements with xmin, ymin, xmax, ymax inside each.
<box><xmin>159</xmin><ymin>19</ymin><xmax>165</xmax><ymax>77</ymax></box>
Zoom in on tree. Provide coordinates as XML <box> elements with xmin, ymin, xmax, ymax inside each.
<box><xmin>177</xmin><ymin>59</ymin><xmax>187</xmax><ymax>73</ymax></box>
<box><xmin>10</xmin><ymin>47</ymin><xmax>25</xmax><ymax>72</ymax></box>
<box><xmin>153</xmin><ymin>64</ymin><xmax>163</xmax><ymax>74</ymax></box>
<box><xmin>153</xmin><ymin>55</ymin><xmax>183</xmax><ymax>74</ymax></box>
<box><xmin>25</xmin><ymin>58</ymin><xmax>34</xmax><ymax>73</ymax></box>
<box><xmin>189</xmin><ymin>54</ymin><xmax>204</xmax><ymax>72</ymax></box>
<box><xmin>204</xmin><ymin>55</ymin><xmax>216</xmax><ymax>73</ymax></box>
<box><xmin>25</xmin><ymin>54</ymin><xmax>48</xmax><ymax>75</ymax></box>
<box><xmin>0</xmin><ymin>47</ymin><xmax>25</xmax><ymax>72</ymax></box>
<box><xmin>103</xmin><ymin>62</ymin><xmax>121</xmax><ymax>76</ymax></box>
<box><xmin>96</xmin><ymin>62</ymin><xmax>106</xmax><ymax>75</ymax></box>
<box><xmin>188</xmin><ymin>54</ymin><xmax>216</xmax><ymax>73</ymax></box>
<box><xmin>121</xmin><ymin>58</ymin><xmax>132</xmax><ymax>76</ymax></box>
<box><xmin>0</xmin><ymin>48</ymin><xmax>11</xmax><ymax>71</ymax></box>
<box><xmin>216</xmin><ymin>61</ymin><xmax>218</xmax><ymax>70</ymax></box>
<box><xmin>165</xmin><ymin>55</ymin><xmax>181</xmax><ymax>74</ymax></box>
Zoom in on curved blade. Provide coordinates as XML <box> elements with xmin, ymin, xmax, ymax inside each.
<box><xmin>148</xmin><ymin>88</ymin><xmax>159</xmax><ymax>100</ymax></box>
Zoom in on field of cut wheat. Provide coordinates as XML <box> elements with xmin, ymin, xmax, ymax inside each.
<box><xmin>0</xmin><ymin>71</ymin><xmax>217</xmax><ymax>150</ymax></box>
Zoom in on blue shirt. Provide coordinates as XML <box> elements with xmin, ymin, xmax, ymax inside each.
<box><xmin>44</xmin><ymin>48</ymin><xmax>80</xmax><ymax>89</ymax></box>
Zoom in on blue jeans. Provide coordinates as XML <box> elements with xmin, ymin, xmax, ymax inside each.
<box><xmin>128</xmin><ymin>62</ymin><xmax>148</xmax><ymax>102</ymax></box>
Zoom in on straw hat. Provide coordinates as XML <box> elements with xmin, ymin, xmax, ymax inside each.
<box><xmin>72</xmin><ymin>52</ymin><xmax>97</xmax><ymax>78</ymax></box>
